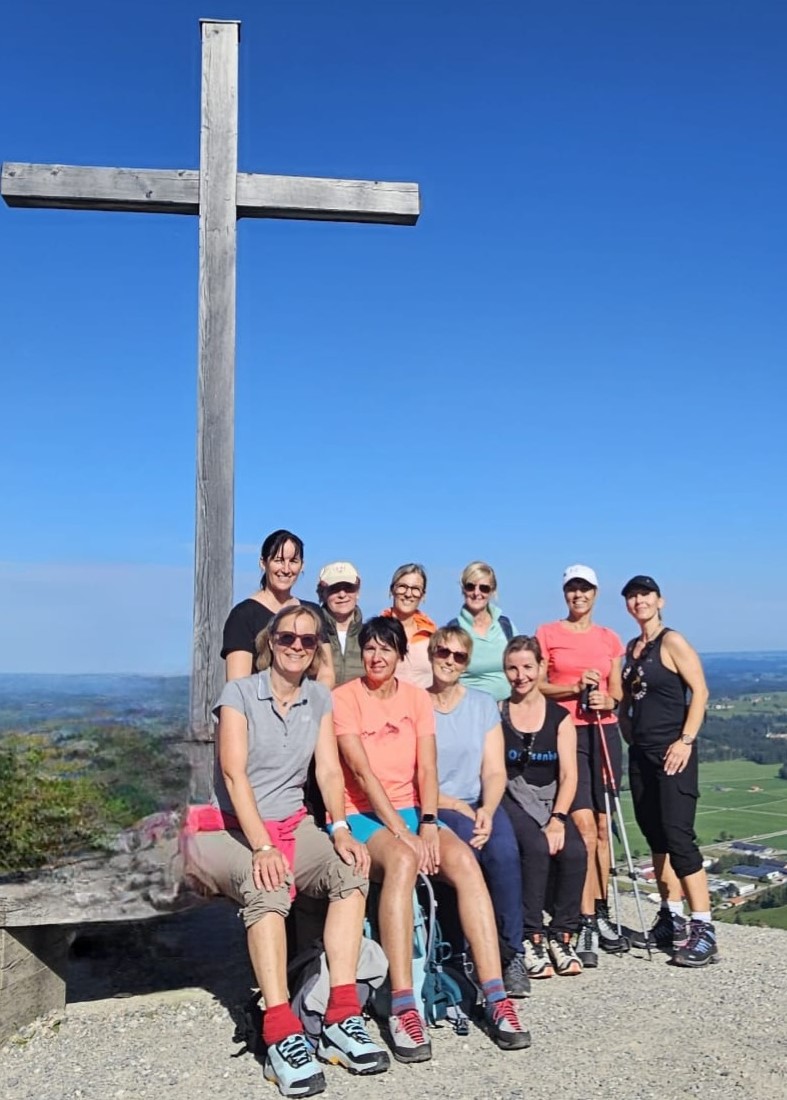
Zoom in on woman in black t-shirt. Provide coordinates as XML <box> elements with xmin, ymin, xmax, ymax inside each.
<box><xmin>221</xmin><ymin>529</ymin><xmax>334</xmax><ymax>686</ymax></box>
<box><xmin>500</xmin><ymin>635</ymin><xmax>587</xmax><ymax>979</ymax></box>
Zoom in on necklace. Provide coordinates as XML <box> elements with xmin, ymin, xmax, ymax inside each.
<box><xmin>271</xmin><ymin>685</ymin><xmax>299</xmax><ymax>710</ymax></box>
<box><xmin>431</xmin><ymin>686</ymin><xmax>463</xmax><ymax>713</ymax></box>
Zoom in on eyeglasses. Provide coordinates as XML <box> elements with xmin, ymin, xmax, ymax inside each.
<box><xmin>273</xmin><ymin>632</ymin><xmax>319</xmax><ymax>651</ymax></box>
<box><xmin>464</xmin><ymin>582</ymin><xmax>492</xmax><ymax>595</ymax></box>
<box><xmin>325</xmin><ymin>583</ymin><xmax>359</xmax><ymax>596</ymax></box>
<box><xmin>433</xmin><ymin>646</ymin><xmax>469</xmax><ymax>666</ymax></box>
<box><xmin>394</xmin><ymin>584</ymin><xmax>423</xmax><ymax>598</ymax></box>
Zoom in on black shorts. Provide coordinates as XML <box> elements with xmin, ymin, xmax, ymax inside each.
<box><xmin>628</xmin><ymin>742</ymin><xmax>702</xmax><ymax>878</ymax></box>
<box><xmin>570</xmin><ymin>722</ymin><xmax>623</xmax><ymax>814</ymax></box>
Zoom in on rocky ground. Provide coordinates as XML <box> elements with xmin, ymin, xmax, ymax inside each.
<box><xmin>2</xmin><ymin>899</ymin><xmax>785</xmax><ymax>1100</ymax></box>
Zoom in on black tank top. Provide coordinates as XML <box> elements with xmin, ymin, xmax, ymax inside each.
<box><xmin>622</xmin><ymin>628</ymin><xmax>687</xmax><ymax>747</ymax></box>
<box><xmin>501</xmin><ymin>698</ymin><xmax>567</xmax><ymax>787</ymax></box>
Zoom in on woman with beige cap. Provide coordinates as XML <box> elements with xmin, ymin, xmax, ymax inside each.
<box><xmin>535</xmin><ymin>564</ymin><xmax>627</xmax><ymax>968</ymax></box>
<box><xmin>317</xmin><ymin>562</ymin><xmax>364</xmax><ymax>687</ymax></box>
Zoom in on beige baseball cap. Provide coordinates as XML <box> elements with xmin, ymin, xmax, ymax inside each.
<box><xmin>318</xmin><ymin>561</ymin><xmax>360</xmax><ymax>586</ymax></box>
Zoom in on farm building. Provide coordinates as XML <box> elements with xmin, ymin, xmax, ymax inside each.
<box><xmin>729</xmin><ymin>865</ymin><xmax>783</xmax><ymax>882</ymax></box>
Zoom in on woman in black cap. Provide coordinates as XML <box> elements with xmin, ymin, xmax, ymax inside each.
<box><xmin>620</xmin><ymin>575</ymin><xmax>717</xmax><ymax>967</ymax></box>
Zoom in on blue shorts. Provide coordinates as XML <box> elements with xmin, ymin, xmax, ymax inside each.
<box><xmin>341</xmin><ymin>807</ymin><xmax>435</xmax><ymax>843</ymax></box>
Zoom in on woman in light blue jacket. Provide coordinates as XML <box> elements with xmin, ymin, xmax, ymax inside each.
<box><xmin>448</xmin><ymin>561</ymin><xmax>516</xmax><ymax>702</ymax></box>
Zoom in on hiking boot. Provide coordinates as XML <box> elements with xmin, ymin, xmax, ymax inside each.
<box><xmin>672</xmin><ymin>920</ymin><xmax>719</xmax><ymax>968</ymax></box>
<box><xmin>264</xmin><ymin>1032</ymin><xmax>326</xmax><ymax>1098</ymax></box>
<box><xmin>595</xmin><ymin>900</ymin><xmax>630</xmax><ymax>954</ymax></box>
<box><xmin>317</xmin><ymin>1015</ymin><xmax>390</xmax><ymax>1075</ymax></box>
<box><xmin>630</xmin><ymin>909</ymin><xmax>688</xmax><ymax>953</ymax></box>
<box><xmin>548</xmin><ymin>931</ymin><xmax>583</xmax><ymax>976</ymax></box>
<box><xmin>575</xmin><ymin>917</ymin><xmax>599</xmax><ymax>969</ymax></box>
<box><xmin>523</xmin><ymin>933</ymin><xmax>554</xmax><ymax>979</ymax></box>
<box><xmin>503</xmin><ymin>952</ymin><xmax>531</xmax><ymax>998</ymax></box>
<box><xmin>387</xmin><ymin>1009</ymin><xmax>432</xmax><ymax>1064</ymax></box>
<box><xmin>485</xmin><ymin>997</ymin><xmax>531</xmax><ymax>1051</ymax></box>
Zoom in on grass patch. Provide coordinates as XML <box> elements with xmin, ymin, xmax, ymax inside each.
<box><xmin>615</xmin><ymin>760</ymin><xmax>787</xmax><ymax>855</ymax></box>
<box><xmin>717</xmin><ymin>905</ymin><xmax>787</xmax><ymax>931</ymax></box>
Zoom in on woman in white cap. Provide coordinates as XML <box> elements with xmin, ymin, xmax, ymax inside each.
<box><xmin>535</xmin><ymin>565</ymin><xmax>626</xmax><ymax>967</ymax></box>
<box><xmin>317</xmin><ymin>562</ymin><xmax>364</xmax><ymax>687</ymax></box>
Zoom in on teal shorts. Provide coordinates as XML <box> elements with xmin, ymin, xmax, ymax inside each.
<box><xmin>340</xmin><ymin>807</ymin><xmax>431</xmax><ymax>843</ymax></box>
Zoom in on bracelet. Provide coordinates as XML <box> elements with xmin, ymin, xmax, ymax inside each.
<box><xmin>331</xmin><ymin>820</ymin><xmax>350</xmax><ymax>832</ymax></box>
<box><xmin>550</xmin><ymin>812</ymin><xmax>568</xmax><ymax>824</ymax></box>
<box><xmin>252</xmin><ymin>844</ymin><xmax>275</xmax><ymax>855</ymax></box>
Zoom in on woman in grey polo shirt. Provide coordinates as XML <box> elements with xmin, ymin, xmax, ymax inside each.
<box><xmin>190</xmin><ymin>604</ymin><xmax>388</xmax><ymax>1097</ymax></box>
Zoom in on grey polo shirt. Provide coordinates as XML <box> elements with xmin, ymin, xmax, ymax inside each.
<box><xmin>211</xmin><ymin>671</ymin><xmax>332</xmax><ymax>820</ymax></box>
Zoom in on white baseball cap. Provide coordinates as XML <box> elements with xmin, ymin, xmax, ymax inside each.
<box><xmin>562</xmin><ymin>563</ymin><xmax>599</xmax><ymax>588</ymax></box>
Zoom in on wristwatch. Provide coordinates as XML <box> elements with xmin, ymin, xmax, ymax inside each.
<box><xmin>550</xmin><ymin>811</ymin><xmax>568</xmax><ymax>824</ymax></box>
<box><xmin>252</xmin><ymin>844</ymin><xmax>275</xmax><ymax>854</ymax></box>
<box><xmin>418</xmin><ymin>813</ymin><xmax>438</xmax><ymax>830</ymax></box>
<box><xmin>680</xmin><ymin>734</ymin><xmax>696</xmax><ymax>746</ymax></box>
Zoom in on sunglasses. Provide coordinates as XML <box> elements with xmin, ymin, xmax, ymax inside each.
<box><xmin>325</xmin><ymin>582</ymin><xmax>359</xmax><ymax>596</ymax></box>
<box><xmin>273</xmin><ymin>632</ymin><xmax>319</xmax><ymax>651</ymax></box>
<box><xmin>433</xmin><ymin>646</ymin><xmax>470</xmax><ymax>666</ymax></box>
<box><xmin>464</xmin><ymin>583</ymin><xmax>492</xmax><ymax>595</ymax></box>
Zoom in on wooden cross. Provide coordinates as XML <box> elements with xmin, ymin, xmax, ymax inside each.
<box><xmin>1</xmin><ymin>19</ymin><xmax>420</xmax><ymax>799</ymax></box>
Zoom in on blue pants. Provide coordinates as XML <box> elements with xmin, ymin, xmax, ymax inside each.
<box><xmin>438</xmin><ymin>804</ymin><xmax>524</xmax><ymax>960</ymax></box>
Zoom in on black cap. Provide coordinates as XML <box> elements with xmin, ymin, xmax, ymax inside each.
<box><xmin>621</xmin><ymin>575</ymin><xmax>661</xmax><ymax>598</ymax></box>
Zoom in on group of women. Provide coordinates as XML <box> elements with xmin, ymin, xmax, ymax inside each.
<box><xmin>190</xmin><ymin>528</ymin><xmax>717</xmax><ymax>1099</ymax></box>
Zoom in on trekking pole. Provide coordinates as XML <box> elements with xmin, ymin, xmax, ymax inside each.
<box><xmin>600</xmin><ymin>772</ymin><xmax>624</xmax><ymax>943</ymax></box>
<box><xmin>593</xmin><ymin>711</ymin><xmax>653</xmax><ymax>961</ymax></box>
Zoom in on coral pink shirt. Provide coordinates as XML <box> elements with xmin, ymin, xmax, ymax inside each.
<box><xmin>332</xmin><ymin>678</ymin><xmax>435</xmax><ymax>814</ymax></box>
<box><xmin>535</xmin><ymin>621</ymin><xmax>625</xmax><ymax>725</ymax></box>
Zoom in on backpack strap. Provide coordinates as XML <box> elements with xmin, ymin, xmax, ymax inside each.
<box><xmin>499</xmin><ymin>615</ymin><xmax>514</xmax><ymax>641</ymax></box>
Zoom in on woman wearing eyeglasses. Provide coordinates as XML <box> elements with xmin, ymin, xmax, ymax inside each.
<box><xmin>221</xmin><ymin>528</ymin><xmax>334</xmax><ymax>686</ymax></box>
<box><xmin>427</xmin><ymin>626</ymin><xmax>529</xmax><ymax>999</ymax></box>
<box><xmin>380</xmin><ymin>563</ymin><xmax>436</xmax><ymax>688</ymax></box>
<box><xmin>534</xmin><ymin>564</ymin><xmax>627</xmax><ymax>967</ymax></box>
<box><xmin>187</xmin><ymin>604</ymin><xmax>389</xmax><ymax>1095</ymax></box>
<box><xmin>448</xmin><ymin>561</ymin><xmax>516</xmax><ymax>702</ymax></box>
<box><xmin>333</xmin><ymin>616</ymin><xmax>530</xmax><ymax>1063</ymax></box>
<box><xmin>500</xmin><ymin>635</ymin><xmax>586</xmax><ymax>979</ymax></box>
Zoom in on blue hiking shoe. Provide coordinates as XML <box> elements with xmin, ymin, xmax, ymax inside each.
<box><xmin>264</xmin><ymin>1032</ymin><xmax>326</xmax><ymax>1098</ymax></box>
<box><xmin>317</xmin><ymin>1015</ymin><xmax>390</xmax><ymax>1075</ymax></box>
<box><xmin>672</xmin><ymin>920</ymin><xmax>719</xmax><ymax>968</ymax></box>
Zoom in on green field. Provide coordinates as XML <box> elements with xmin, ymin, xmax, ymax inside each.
<box><xmin>616</xmin><ymin>759</ymin><xmax>787</xmax><ymax>855</ymax></box>
<box><xmin>709</xmin><ymin>691</ymin><xmax>787</xmax><ymax>720</ymax></box>
<box><xmin>717</xmin><ymin>905</ymin><xmax>787</xmax><ymax>930</ymax></box>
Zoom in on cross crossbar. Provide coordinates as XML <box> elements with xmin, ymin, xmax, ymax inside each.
<box><xmin>1</xmin><ymin>162</ymin><xmax>420</xmax><ymax>224</ymax></box>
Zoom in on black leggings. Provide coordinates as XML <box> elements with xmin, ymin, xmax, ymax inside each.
<box><xmin>629</xmin><ymin>743</ymin><xmax>703</xmax><ymax>879</ymax></box>
<box><xmin>503</xmin><ymin>796</ymin><xmax>587</xmax><ymax>935</ymax></box>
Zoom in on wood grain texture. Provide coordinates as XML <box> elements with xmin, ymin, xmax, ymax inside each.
<box><xmin>188</xmin><ymin>20</ymin><xmax>239</xmax><ymax>798</ymax></box>
<box><xmin>1</xmin><ymin>163</ymin><xmax>420</xmax><ymax>224</ymax></box>
<box><xmin>1</xmin><ymin>163</ymin><xmax>198</xmax><ymax>213</ymax></box>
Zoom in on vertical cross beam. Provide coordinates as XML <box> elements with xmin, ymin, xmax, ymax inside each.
<box><xmin>189</xmin><ymin>20</ymin><xmax>240</xmax><ymax>798</ymax></box>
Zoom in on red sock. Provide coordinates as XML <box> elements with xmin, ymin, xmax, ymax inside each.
<box><xmin>325</xmin><ymin>983</ymin><xmax>361</xmax><ymax>1027</ymax></box>
<box><xmin>262</xmin><ymin>1002</ymin><xmax>304</xmax><ymax>1047</ymax></box>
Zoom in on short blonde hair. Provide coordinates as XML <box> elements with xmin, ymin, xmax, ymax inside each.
<box><xmin>428</xmin><ymin>626</ymin><xmax>474</xmax><ymax>660</ymax></box>
<box><xmin>254</xmin><ymin>605</ymin><xmax>324</xmax><ymax>678</ymax></box>
<box><xmin>460</xmin><ymin>560</ymin><xmax>497</xmax><ymax>593</ymax></box>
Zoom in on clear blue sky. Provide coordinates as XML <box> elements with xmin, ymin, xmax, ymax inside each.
<box><xmin>2</xmin><ymin>0</ymin><xmax>786</xmax><ymax>673</ymax></box>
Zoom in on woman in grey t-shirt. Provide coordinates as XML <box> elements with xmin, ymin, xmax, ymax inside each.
<box><xmin>189</xmin><ymin>604</ymin><xmax>389</xmax><ymax>1096</ymax></box>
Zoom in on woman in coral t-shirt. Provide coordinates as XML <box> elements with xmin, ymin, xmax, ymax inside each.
<box><xmin>535</xmin><ymin>564</ymin><xmax>626</xmax><ymax>969</ymax></box>
<box><xmin>333</xmin><ymin>616</ymin><xmax>529</xmax><ymax>1064</ymax></box>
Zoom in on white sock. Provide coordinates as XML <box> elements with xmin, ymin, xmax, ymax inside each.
<box><xmin>691</xmin><ymin>911</ymin><xmax>711</xmax><ymax>924</ymax></box>
<box><xmin>667</xmin><ymin>900</ymin><xmax>685</xmax><ymax>918</ymax></box>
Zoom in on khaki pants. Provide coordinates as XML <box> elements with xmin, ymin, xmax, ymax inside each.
<box><xmin>187</xmin><ymin>814</ymin><xmax>368</xmax><ymax>927</ymax></box>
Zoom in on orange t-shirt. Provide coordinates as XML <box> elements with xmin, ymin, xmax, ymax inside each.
<box><xmin>332</xmin><ymin>678</ymin><xmax>435</xmax><ymax>814</ymax></box>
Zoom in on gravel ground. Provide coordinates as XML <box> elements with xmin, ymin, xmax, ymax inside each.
<box><xmin>2</xmin><ymin>899</ymin><xmax>786</xmax><ymax>1100</ymax></box>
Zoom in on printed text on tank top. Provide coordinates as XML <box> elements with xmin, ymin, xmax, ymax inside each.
<box><xmin>502</xmin><ymin>700</ymin><xmax>559</xmax><ymax>768</ymax></box>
